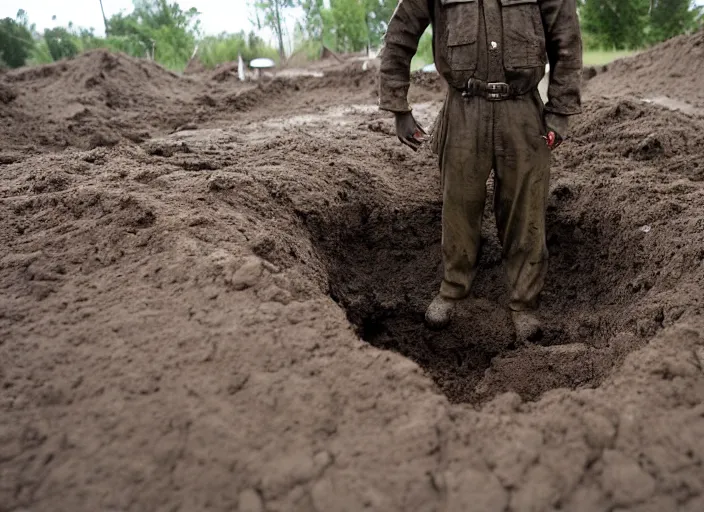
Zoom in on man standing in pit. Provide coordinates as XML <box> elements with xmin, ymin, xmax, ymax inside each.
<box><xmin>378</xmin><ymin>0</ymin><xmax>582</xmax><ymax>342</ymax></box>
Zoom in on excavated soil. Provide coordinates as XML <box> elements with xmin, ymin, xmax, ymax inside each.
<box><xmin>1</xmin><ymin>38</ymin><xmax>704</xmax><ymax>511</ymax></box>
<box><xmin>586</xmin><ymin>29</ymin><xmax>704</xmax><ymax>110</ymax></box>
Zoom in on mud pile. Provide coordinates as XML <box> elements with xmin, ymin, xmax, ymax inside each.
<box><xmin>2</xmin><ymin>35</ymin><xmax>704</xmax><ymax>511</ymax></box>
<box><xmin>0</xmin><ymin>50</ymin><xmax>388</xmax><ymax>154</ymax></box>
<box><xmin>410</xmin><ymin>69</ymin><xmax>445</xmax><ymax>93</ymax></box>
<box><xmin>0</xmin><ymin>50</ymin><xmax>208</xmax><ymax>151</ymax></box>
<box><xmin>586</xmin><ymin>29</ymin><xmax>704</xmax><ymax>108</ymax></box>
<box><xmin>0</xmin><ymin>82</ymin><xmax>16</xmax><ymax>104</ymax></box>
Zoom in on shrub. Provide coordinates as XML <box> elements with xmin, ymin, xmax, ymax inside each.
<box><xmin>0</xmin><ymin>13</ymin><xmax>34</xmax><ymax>68</ymax></box>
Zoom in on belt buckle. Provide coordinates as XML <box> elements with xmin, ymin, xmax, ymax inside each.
<box><xmin>486</xmin><ymin>82</ymin><xmax>509</xmax><ymax>101</ymax></box>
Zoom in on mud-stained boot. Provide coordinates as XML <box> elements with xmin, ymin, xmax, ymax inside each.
<box><xmin>425</xmin><ymin>295</ymin><xmax>457</xmax><ymax>330</ymax></box>
<box><xmin>511</xmin><ymin>310</ymin><xmax>543</xmax><ymax>344</ymax></box>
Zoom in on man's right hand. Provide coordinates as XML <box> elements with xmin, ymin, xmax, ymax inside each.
<box><xmin>394</xmin><ymin>111</ymin><xmax>427</xmax><ymax>151</ymax></box>
<box><xmin>544</xmin><ymin>112</ymin><xmax>569</xmax><ymax>150</ymax></box>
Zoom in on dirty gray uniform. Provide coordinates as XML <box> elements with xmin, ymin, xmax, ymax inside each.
<box><xmin>379</xmin><ymin>0</ymin><xmax>582</xmax><ymax>312</ymax></box>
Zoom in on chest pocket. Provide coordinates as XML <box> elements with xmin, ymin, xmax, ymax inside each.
<box><xmin>500</xmin><ymin>0</ymin><xmax>547</xmax><ymax>69</ymax></box>
<box><xmin>439</xmin><ymin>0</ymin><xmax>479</xmax><ymax>72</ymax></box>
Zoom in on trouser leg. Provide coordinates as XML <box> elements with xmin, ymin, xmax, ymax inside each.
<box><xmin>493</xmin><ymin>90</ymin><xmax>551</xmax><ymax>312</ymax></box>
<box><xmin>437</xmin><ymin>89</ymin><xmax>494</xmax><ymax>300</ymax></box>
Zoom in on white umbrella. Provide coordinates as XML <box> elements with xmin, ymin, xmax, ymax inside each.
<box><xmin>249</xmin><ymin>58</ymin><xmax>276</xmax><ymax>69</ymax></box>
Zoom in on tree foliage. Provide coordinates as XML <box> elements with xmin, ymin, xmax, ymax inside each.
<box><xmin>298</xmin><ymin>0</ymin><xmax>325</xmax><ymax>41</ymax></box>
<box><xmin>580</xmin><ymin>0</ymin><xmax>702</xmax><ymax>49</ymax></box>
<box><xmin>44</xmin><ymin>26</ymin><xmax>80</xmax><ymax>61</ymax></box>
<box><xmin>3</xmin><ymin>1</ymin><xmax>280</xmax><ymax>72</ymax></box>
<box><xmin>411</xmin><ymin>27</ymin><xmax>433</xmax><ymax>69</ymax></box>
<box><xmin>106</xmin><ymin>0</ymin><xmax>201</xmax><ymax>68</ymax></box>
<box><xmin>294</xmin><ymin>0</ymin><xmax>398</xmax><ymax>54</ymax></box>
<box><xmin>580</xmin><ymin>0</ymin><xmax>650</xmax><ymax>49</ymax></box>
<box><xmin>254</xmin><ymin>0</ymin><xmax>295</xmax><ymax>59</ymax></box>
<box><xmin>324</xmin><ymin>0</ymin><xmax>368</xmax><ymax>52</ymax></box>
<box><xmin>198</xmin><ymin>31</ymin><xmax>279</xmax><ymax>68</ymax></box>
<box><xmin>363</xmin><ymin>0</ymin><xmax>397</xmax><ymax>49</ymax></box>
<box><xmin>0</xmin><ymin>10</ymin><xmax>34</xmax><ymax>68</ymax></box>
<box><xmin>649</xmin><ymin>0</ymin><xmax>702</xmax><ymax>42</ymax></box>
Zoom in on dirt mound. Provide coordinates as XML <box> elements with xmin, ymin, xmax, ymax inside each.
<box><xmin>183</xmin><ymin>55</ymin><xmax>207</xmax><ymax>75</ymax></box>
<box><xmin>0</xmin><ymin>82</ymin><xmax>16</xmax><ymax>104</ymax></box>
<box><xmin>209</xmin><ymin>60</ymin><xmax>244</xmax><ymax>82</ymax></box>
<box><xmin>0</xmin><ymin>50</ymin><xmax>211</xmax><ymax>150</ymax></box>
<box><xmin>2</xmin><ymin>47</ymin><xmax>704</xmax><ymax>511</ymax></box>
<box><xmin>317</xmin><ymin>65</ymin><xmax>379</xmax><ymax>92</ymax></box>
<box><xmin>4</xmin><ymin>49</ymin><xmax>189</xmax><ymax>109</ymax></box>
<box><xmin>571</xmin><ymin>97</ymin><xmax>704</xmax><ymax>162</ymax></box>
<box><xmin>410</xmin><ymin>69</ymin><xmax>445</xmax><ymax>92</ymax></box>
<box><xmin>0</xmin><ymin>51</ymin><xmax>414</xmax><ymax>154</ymax></box>
<box><xmin>587</xmin><ymin>29</ymin><xmax>704</xmax><ymax>107</ymax></box>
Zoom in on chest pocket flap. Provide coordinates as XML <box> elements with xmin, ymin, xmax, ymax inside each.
<box><xmin>499</xmin><ymin>0</ymin><xmax>546</xmax><ymax>69</ymax></box>
<box><xmin>440</xmin><ymin>0</ymin><xmax>479</xmax><ymax>47</ymax></box>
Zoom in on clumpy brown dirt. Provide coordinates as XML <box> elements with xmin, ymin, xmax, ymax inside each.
<box><xmin>586</xmin><ymin>29</ymin><xmax>704</xmax><ymax>109</ymax></box>
<box><xmin>0</xmin><ymin>50</ymin><xmax>381</xmax><ymax>154</ymax></box>
<box><xmin>2</xmin><ymin>35</ymin><xmax>704</xmax><ymax>511</ymax></box>
<box><xmin>0</xmin><ymin>83</ymin><xmax>17</xmax><ymax>104</ymax></box>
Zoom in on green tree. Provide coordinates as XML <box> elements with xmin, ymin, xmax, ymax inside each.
<box><xmin>298</xmin><ymin>0</ymin><xmax>324</xmax><ymax>41</ymax></box>
<box><xmin>649</xmin><ymin>0</ymin><xmax>702</xmax><ymax>42</ymax></box>
<box><xmin>411</xmin><ymin>27</ymin><xmax>433</xmax><ymax>69</ymax></box>
<box><xmin>363</xmin><ymin>0</ymin><xmax>397</xmax><ymax>49</ymax></box>
<box><xmin>254</xmin><ymin>0</ymin><xmax>295</xmax><ymax>59</ymax></box>
<box><xmin>581</xmin><ymin>0</ymin><xmax>650</xmax><ymax>49</ymax></box>
<box><xmin>44</xmin><ymin>25</ymin><xmax>80</xmax><ymax>61</ymax></box>
<box><xmin>105</xmin><ymin>1</ymin><xmax>201</xmax><ymax>68</ymax></box>
<box><xmin>323</xmin><ymin>0</ymin><xmax>368</xmax><ymax>52</ymax></box>
<box><xmin>0</xmin><ymin>10</ymin><xmax>35</xmax><ymax>68</ymax></box>
<box><xmin>297</xmin><ymin>0</ymin><xmax>400</xmax><ymax>53</ymax></box>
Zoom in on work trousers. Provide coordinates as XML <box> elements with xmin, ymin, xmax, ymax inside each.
<box><xmin>431</xmin><ymin>86</ymin><xmax>551</xmax><ymax>312</ymax></box>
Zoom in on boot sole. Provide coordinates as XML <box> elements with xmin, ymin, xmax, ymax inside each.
<box><xmin>424</xmin><ymin>315</ymin><xmax>451</xmax><ymax>330</ymax></box>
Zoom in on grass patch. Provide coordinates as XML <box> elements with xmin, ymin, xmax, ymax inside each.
<box><xmin>411</xmin><ymin>54</ymin><xmax>431</xmax><ymax>72</ymax></box>
<box><xmin>583</xmin><ymin>49</ymin><xmax>637</xmax><ymax>66</ymax></box>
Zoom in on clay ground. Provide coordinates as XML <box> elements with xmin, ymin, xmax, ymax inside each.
<box><xmin>2</xmin><ymin>31</ymin><xmax>704</xmax><ymax>512</ymax></box>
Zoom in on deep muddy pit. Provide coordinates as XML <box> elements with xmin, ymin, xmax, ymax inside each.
<box><xmin>308</xmin><ymin>176</ymin><xmax>649</xmax><ymax>404</ymax></box>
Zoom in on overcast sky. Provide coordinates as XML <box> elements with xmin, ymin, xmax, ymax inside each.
<box><xmin>0</xmin><ymin>0</ymin><xmax>298</xmax><ymax>40</ymax></box>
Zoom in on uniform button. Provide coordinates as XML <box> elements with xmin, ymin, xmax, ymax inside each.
<box><xmin>491</xmin><ymin>41</ymin><xmax>498</xmax><ymax>50</ymax></box>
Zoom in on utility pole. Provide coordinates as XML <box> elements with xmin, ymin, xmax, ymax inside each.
<box><xmin>99</xmin><ymin>0</ymin><xmax>109</xmax><ymax>35</ymax></box>
<box><xmin>274</xmin><ymin>1</ymin><xmax>285</xmax><ymax>61</ymax></box>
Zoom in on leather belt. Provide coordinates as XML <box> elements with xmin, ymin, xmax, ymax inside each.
<box><xmin>461</xmin><ymin>78</ymin><xmax>517</xmax><ymax>101</ymax></box>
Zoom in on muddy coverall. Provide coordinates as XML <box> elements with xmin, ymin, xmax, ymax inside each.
<box><xmin>379</xmin><ymin>0</ymin><xmax>582</xmax><ymax>312</ymax></box>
